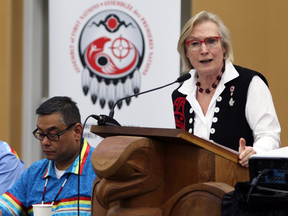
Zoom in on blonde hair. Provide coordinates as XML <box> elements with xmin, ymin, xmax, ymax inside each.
<box><xmin>178</xmin><ymin>11</ymin><xmax>233</xmax><ymax>72</ymax></box>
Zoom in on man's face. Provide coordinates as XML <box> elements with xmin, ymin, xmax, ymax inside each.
<box><xmin>36</xmin><ymin>113</ymin><xmax>80</xmax><ymax>170</ymax></box>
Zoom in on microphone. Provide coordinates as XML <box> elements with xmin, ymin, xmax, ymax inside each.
<box><xmin>97</xmin><ymin>114</ymin><xmax>121</xmax><ymax>126</ymax></box>
<box><xmin>85</xmin><ymin>114</ymin><xmax>121</xmax><ymax>126</ymax></box>
<box><xmin>109</xmin><ymin>73</ymin><xmax>191</xmax><ymax>119</ymax></box>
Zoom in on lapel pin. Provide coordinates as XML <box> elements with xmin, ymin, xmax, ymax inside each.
<box><xmin>230</xmin><ymin>86</ymin><xmax>235</xmax><ymax>96</ymax></box>
<box><xmin>229</xmin><ymin>98</ymin><xmax>235</xmax><ymax>106</ymax></box>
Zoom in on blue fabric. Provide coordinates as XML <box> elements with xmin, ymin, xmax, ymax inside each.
<box><xmin>0</xmin><ymin>140</ymin><xmax>97</xmax><ymax>216</ymax></box>
<box><xmin>0</xmin><ymin>141</ymin><xmax>25</xmax><ymax>195</ymax></box>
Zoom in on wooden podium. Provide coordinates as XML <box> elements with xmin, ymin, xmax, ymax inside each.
<box><xmin>90</xmin><ymin>126</ymin><xmax>249</xmax><ymax>216</ymax></box>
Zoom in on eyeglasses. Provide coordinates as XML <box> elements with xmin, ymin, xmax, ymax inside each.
<box><xmin>32</xmin><ymin>123</ymin><xmax>77</xmax><ymax>141</ymax></box>
<box><xmin>185</xmin><ymin>37</ymin><xmax>222</xmax><ymax>50</ymax></box>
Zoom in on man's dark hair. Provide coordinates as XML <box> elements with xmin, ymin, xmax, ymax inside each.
<box><xmin>36</xmin><ymin>96</ymin><xmax>81</xmax><ymax>126</ymax></box>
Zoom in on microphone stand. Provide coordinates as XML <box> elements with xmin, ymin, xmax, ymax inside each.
<box><xmin>78</xmin><ymin>114</ymin><xmax>100</xmax><ymax>216</ymax></box>
<box><xmin>109</xmin><ymin>73</ymin><xmax>191</xmax><ymax>118</ymax></box>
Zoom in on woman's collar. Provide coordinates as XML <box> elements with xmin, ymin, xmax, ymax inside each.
<box><xmin>177</xmin><ymin>69</ymin><xmax>197</xmax><ymax>95</ymax></box>
<box><xmin>221</xmin><ymin>59</ymin><xmax>239</xmax><ymax>85</ymax></box>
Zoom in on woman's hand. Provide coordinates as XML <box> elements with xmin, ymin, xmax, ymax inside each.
<box><xmin>238</xmin><ymin>138</ymin><xmax>256</xmax><ymax>168</ymax></box>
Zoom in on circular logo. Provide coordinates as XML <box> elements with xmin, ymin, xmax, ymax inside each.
<box><xmin>78</xmin><ymin>10</ymin><xmax>145</xmax><ymax>109</ymax></box>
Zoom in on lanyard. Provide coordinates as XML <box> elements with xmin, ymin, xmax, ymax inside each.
<box><xmin>42</xmin><ymin>173</ymin><xmax>70</xmax><ymax>205</ymax></box>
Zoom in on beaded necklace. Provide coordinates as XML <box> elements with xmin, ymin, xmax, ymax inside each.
<box><xmin>196</xmin><ymin>66</ymin><xmax>225</xmax><ymax>94</ymax></box>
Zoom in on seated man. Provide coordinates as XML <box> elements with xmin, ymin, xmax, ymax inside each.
<box><xmin>0</xmin><ymin>96</ymin><xmax>97</xmax><ymax>215</ymax></box>
<box><xmin>0</xmin><ymin>141</ymin><xmax>25</xmax><ymax>195</ymax></box>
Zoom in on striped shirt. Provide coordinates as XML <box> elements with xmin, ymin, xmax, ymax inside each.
<box><xmin>0</xmin><ymin>139</ymin><xmax>96</xmax><ymax>215</ymax></box>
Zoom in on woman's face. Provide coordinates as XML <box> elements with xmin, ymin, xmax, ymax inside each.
<box><xmin>185</xmin><ymin>21</ymin><xmax>226</xmax><ymax>76</ymax></box>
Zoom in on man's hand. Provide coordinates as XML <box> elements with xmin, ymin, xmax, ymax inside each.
<box><xmin>238</xmin><ymin>138</ymin><xmax>256</xmax><ymax>168</ymax></box>
<box><xmin>0</xmin><ymin>209</ymin><xmax>2</xmax><ymax>216</ymax></box>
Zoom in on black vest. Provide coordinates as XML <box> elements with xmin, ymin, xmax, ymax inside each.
<box><xmin>172</xmin><ymin>65</ymin><xmax>268</xmax><ymax>151</ymax></box>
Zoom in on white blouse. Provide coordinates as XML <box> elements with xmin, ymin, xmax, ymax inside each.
<box><xmin>178</xmin><ymin>60</ymin><xmax>281</xmax><ymax>153</ymax></box>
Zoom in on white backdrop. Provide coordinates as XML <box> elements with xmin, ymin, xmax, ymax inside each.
<box><xmin>49</xmin><ymin>0</ymin><xmax>181</xmax><ymax>147</ymax></box>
